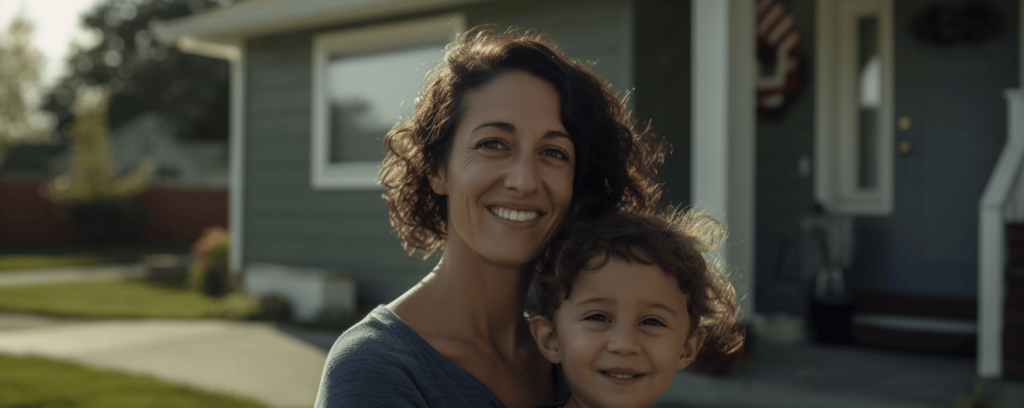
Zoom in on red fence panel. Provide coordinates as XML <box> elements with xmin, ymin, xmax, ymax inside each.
<box><xmin>0</xmin><ymin>180</ymin><xmax>228</xmax><ymax>246</ymax></box>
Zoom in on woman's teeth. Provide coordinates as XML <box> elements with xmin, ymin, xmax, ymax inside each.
<box><xmin>602</xmin><ymin>372</ymin><xmax>639</xmax><ymax>379</ymax></box>
<box><xmin>489</xmin><ymin>206</ymin><xmax>539</xmax><ymax>221</ymax></box>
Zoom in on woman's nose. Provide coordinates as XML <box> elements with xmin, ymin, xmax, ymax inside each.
<box><xmin>504</xmin><ymin>152</ymin><xmax>539</xmax><ymax>196</ymax></box>
<box><xmin>606</xmin><ymin>324</ymin><xmax>641</xmax><ymax>355</ymax></box>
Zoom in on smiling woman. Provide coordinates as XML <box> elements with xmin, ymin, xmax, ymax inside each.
<box><xmin>315</xmin><ymin>28</ymin><xmax>666</xmax><ymax>408</ymax></box>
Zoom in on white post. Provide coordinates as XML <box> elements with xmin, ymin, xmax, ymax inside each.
<box><xmin>692</xmin><ymin>0</ymin><xmax>757</xmax><ymax>322</ymax></box>
<box><xmin>978</xmin><ymin>90</ymin><xmax>1024</xmax><ymax>378</ymax></box>
<box><xmin>229</xmin><ymin>50</ymin><xmax>247</xmax><ymax>276</ymax></box>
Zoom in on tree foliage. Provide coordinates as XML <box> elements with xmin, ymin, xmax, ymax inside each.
<box><xmin>0</xmin><ymin>15</ymin><xmax>52</xmax><ymax>162</ymax></box>
<box><xmin>41</xmin><ymin>0</ymin><xmax>232</xmax><ymax>143</ymax></box>
<box><xmin>48</xmin><ymin>86</ymin><xmax>154</xmax><ymax>204</ymax></box>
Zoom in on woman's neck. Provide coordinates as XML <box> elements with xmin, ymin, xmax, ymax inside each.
<box><xmin>390</xmin><ymin>231</ymin><xmax>535</xmax><ymax>351</ymax></box>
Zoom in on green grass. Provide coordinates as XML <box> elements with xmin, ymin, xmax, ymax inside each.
<box><xmin>0</xmin><ymin>242</ymin><xmax>191</xmax><ymax>271</ymax></box>
<box><xmin>0</xmin><ymin>254</ymin><xmax>109</xmax><ymax>271</ymax></box>
<box><xmin>0</xmin><ymin>353</ymin><xmax>272</xmax><ymax>408</ymax></box>
<box><xmin>0</xmin><ymin>280</ymin><xmax>218</xmax><ymax>319</ymax></box>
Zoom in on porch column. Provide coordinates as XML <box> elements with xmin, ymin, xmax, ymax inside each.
<box><xmin>691</xmin><ymin>0</ymin><xmax>757</xmax><ymax>322</ymax></box>
<box><xmin>228</xmin><ymin>51</ymin><xmax>246</xmax><ymax>276</ymax></box>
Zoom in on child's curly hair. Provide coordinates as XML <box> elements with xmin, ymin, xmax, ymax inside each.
<box><xmin>532</xmin><ymin>209</ymin><xmax>744</xmax><ymax>354</ymax></box>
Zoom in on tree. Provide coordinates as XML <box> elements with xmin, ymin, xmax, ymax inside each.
<box><xmin>41</xmin><ymin>0</ymin><xmax>233</xmax><ymax>143</ymax></box>
<box><xmin>48</xmin><ymin>86</ymin><xmax>153</xmax><ymax>204</ymax></box>
<box><xmin>47</xmin><ymin>85</ymin><xmax>155</xmax><ymax>244</ymax></box>
<box><xmin>0</xmin><ymin>15</ymin><xmax>53</xmax><ymax>163</ymax></box>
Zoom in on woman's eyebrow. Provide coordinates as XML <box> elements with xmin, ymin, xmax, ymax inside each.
<box><xmin>472</xmin><ymin>121</ymin><xmax>515</xmax><ymax>133</ymax></box>
<box><xmin>471</xmin><ymin>122</ymin><xmax>570</xmax><ymax>140</ymax></box>
<box><xmin>543</xmin><ymin>130</ymin><xmax>570</xmax><ymax>140</ymax></box>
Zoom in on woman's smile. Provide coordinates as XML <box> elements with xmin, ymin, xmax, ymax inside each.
<box><xmin>488</xmin><ymin>205</ymin><xmax>541</xmax><ymax>222</ymax></box>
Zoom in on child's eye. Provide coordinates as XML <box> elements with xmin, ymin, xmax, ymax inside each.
<box><xmin>641</xmin><ymin>318</ymin><xmax>666</xmax><ymax>327</ymax></box>
<box><xmin>584</xmin><ymin>313</ymin><xmax>611</xmax><ymax>323</ymax></box>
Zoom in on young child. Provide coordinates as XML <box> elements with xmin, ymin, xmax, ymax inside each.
<box><xmin>529</xmin><ymin>210</ymin><xmax>744</xmax><ymax>408</ymax></box>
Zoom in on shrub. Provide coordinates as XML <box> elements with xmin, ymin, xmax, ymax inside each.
<box><xmin>207</xmin><ymin>291</ymin><xmax>262</xmax><ymax>320</ymax></box>
<box><xmin>187</xmin><ymin>228</ymin><xmax>231</xmax><ymax>296</ymax></box>
<box><xmin>256</xmin><ymin>294</ymin><xmax>292</xmax><ymax>323</ymax></box>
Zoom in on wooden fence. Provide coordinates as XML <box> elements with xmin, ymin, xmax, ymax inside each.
<box><xmin>0</xmin><ymin>180</ymin><xmax>227</xmax><ymax>246</ymax></box>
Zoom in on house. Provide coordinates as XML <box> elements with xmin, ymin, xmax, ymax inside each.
<box><xmin>51</xmin><ymin>112</ymin><xmax>229</xmax><ymax>187</ymax></box>
<box><xmin>153</xmin><ymin>0</ymin><xmax>1022</xmax><ymax>380</ymax></box>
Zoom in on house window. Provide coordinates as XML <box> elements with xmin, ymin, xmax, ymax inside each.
<box><xmin>815</xmin><ymin>0</ymin><xmax>893</xmax><ymax>214</ymax></box>
<box><xmin>310</xmin><ymin>14</ymin><xmax>465</xmax><ymax>190</ymax></box>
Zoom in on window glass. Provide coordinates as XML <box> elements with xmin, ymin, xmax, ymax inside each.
<box><xmin>325</xmin><ymin>44</ymin><xmax>446</xmax><ymax>163</ymax></box>
<box><xmin>856</xmin><ymin>16</ymin><xmax>879</xmax><ymax>190</ymax></box>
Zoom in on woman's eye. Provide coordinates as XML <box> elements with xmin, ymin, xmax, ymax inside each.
<box><xmin>641</xmin><ymin>318</ymin><xmax>666</xmax><ymax>327</ymax></box>
<box><xmin>584</xmin><ymin>314</ymin><xmax>610</xmax><ymax>323</ymax></box>
<box><xmin>542</xmin><ymin>148</ymin><xmax>569</xmax><ymax>161</ymax></box>
<box><xmin>477</xmin><ymin>138</ymin><xmax>505</xmax><ymax>150</ymax></box>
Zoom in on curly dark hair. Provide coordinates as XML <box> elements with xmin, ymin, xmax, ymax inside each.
<box><xmin>379</xmin><ymin>28</ymin><xmax>666</xmax><ymax>259</ymax></box>
<box><xmin>532</xmin><ymin>209</ymin><xmax>745</xmax><ymax>354</ymax></box>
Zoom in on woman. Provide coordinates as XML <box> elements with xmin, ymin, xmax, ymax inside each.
<box><xmin>315</xmin><ymin>28</ymin><xmax>665</xmax><ymax>408</ymax></box>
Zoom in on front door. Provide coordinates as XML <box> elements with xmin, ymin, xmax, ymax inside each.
<box><xmin>853</xmin><ymin>0</ymin><xmax>1018</xmax><ymax>299</ymax></box>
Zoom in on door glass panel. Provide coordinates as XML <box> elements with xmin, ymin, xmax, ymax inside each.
<box><xmin>857</xmin><ymin>16</ymin><xmax>879</xmax><ymax>190</ymax></box>
<box><xmin>325</xmin><ymin>44</ymin><xmax>446</xmax><ymax>163</ymax></box>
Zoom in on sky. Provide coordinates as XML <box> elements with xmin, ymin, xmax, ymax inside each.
<box><xmin>0</xmin><ymin>0</ymin><xmax>104</xmax><ymax>88</ymax></box>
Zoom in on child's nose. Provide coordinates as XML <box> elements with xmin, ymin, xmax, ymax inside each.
<box><xmin>606</xmin><ymin>325</ymin><xmax>641</xmax><ymax>355</ymax></box>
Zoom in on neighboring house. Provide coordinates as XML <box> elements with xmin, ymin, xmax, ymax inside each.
<box><xmin>154</xmin><ymin>0</ymin><xmax>1023</xmax><ymax>378</ymax></box>
<box><xmin>52</xmin><ymin>112</ymin><xmax>229</xmax><ymax>187</ymax></box>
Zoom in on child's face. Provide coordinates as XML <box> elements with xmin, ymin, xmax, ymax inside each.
<box><xmin>530</xmin><ymin>257</ymin><xmax>704</xmax><ymax>408</ymax></box>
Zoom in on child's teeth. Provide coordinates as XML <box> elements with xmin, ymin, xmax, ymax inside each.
<box><xmin>604</xmin><ymin>372</ymin><xmax>637</xmax><ymax>379</ymax></box>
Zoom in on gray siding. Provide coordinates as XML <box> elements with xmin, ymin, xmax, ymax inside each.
<box><xmin>754</xmin><ymin>0</ymin><xmax>818</xmax><ymax>316</ymax></box>
<box><xmin>243</xmin><ymin>0</ymin><xmax>633</xmax><ymax>304</ymax></box>
<box><xmin>634</xmin><ymin>0</ymin><xmax>691</xmax><ymax>207</ymax></box>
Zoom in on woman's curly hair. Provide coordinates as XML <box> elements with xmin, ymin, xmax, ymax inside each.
<box><xmin>379</xmin><ymin>27</ymin><xmax>666</xmax><ymax>259</ymax></box>
<box><xmin>532</xmin><ymin>209</ymin><xmax>745</xmax><ymax>354</ymax></box>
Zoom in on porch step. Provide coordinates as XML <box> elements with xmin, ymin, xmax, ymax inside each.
<box><xmin>850</xmin><ymin>292</ymin><xmax>977</xmax><ymax>355</ymax></box>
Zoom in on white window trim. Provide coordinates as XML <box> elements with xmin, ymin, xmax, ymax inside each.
<box><xmin>815</xmin><ymin>0</ymin><xmax>894</xmax><ymax>214</ymax></box>
<box><xmin>310</xmin><ymin>13</ymin><xmax>465</xmax><ymax>190</ymax></box>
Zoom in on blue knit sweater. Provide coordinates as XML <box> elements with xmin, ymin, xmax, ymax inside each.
<box><xmin>315</xmin><ymin>305</ymin><xmax>570</xmax><ymax>408</ymax></box>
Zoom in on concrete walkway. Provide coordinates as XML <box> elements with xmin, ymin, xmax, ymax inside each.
<box><xmin>0</xmin><ymin>313</ymin><xmax>339</xmax><ymax>408</ymax></box>
<box><xmin>0</xmin><ymin>264</ymin><xmax>144</xmax><ymax>287</ymax></box>
<box><xmin>655</xmin><ymin>340</ymin><xmax>1024</xmax><ymax>408</ymax></box>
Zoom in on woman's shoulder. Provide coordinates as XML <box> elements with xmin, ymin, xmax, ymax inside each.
<box><xmin>316</xmin><ymin>306</ymin><xmax>431</xmax><ymax>407</ymax></box>
<box><xmin>323</xmin><ymin>305</ymin><xmax>420</xmax><ymax>369</ymax></box>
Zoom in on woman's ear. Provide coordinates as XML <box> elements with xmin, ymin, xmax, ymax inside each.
<box><xmin>428</xmin><ymin>170</ymin><xmax>448</xmax><ymax>196</ymax></box>
<box><xmin>529</xmin><ymin>315</ymin><xmax>562</xmax><ymax>364</ymax></box>
<box><xmin>677</xmin><ymin>326</ymin><xmax>706</xmax><ymax>371</ymax></box>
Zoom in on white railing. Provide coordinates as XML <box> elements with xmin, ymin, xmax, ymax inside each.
<box><xmin>978</xmin><ymin>89</ymin><xmax>1024</xmax><ymax>378</ymax></box>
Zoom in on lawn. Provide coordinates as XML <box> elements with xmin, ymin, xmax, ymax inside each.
<box><xmin>0</xmin><ymin>242</ymin><xmax>192</xmax><ymax>271</ymax></box>
<box><xmin>0</xmin><ymin>353</ymin><xmax>273</xmax><ymax>408</ymax></box>
<box><xmin>0</xmin><ymin>279</ymin><xmax>219</xmax><ymax>319</ymax></box>
<box><xmin>0</xmin><ymin>254</ymin><xmax>109</xmax><ymax>270</ymax></box>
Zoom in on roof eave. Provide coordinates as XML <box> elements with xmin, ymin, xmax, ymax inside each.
<box><xmin>151</xmin><ymin>0</ymin><xmax>487</xmax><ymax>60</ymax></box>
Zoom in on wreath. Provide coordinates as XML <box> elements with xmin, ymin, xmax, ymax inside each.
<box><xmin>756</xmin><ymin>0</ymin><xmax>806</xmax><ymax>120</ymax></box>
